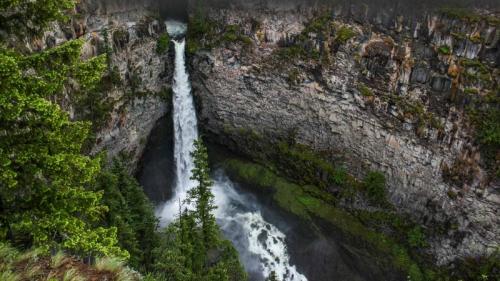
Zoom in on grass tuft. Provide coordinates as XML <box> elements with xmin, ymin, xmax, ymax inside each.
<box><xmin>0</xmin><ymin>270</ymin><xmax>20</xmax><ymax>281</ymax></box>
<box><xmin>51</xmin><ymin>251</ymin><xmax>66</xmax><ymax>268</ymax></box>
<box><xmin>95</xmin><ymin>257</ymin><xmax>124</xmax><ymax>273</ymax></box>
<box><xmin>63</xmin><ymin>268</ymin><xmax>85</xmax><ymax>281</ymax></box>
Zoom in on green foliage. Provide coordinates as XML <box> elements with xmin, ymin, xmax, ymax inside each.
<box><xmin>464</xmin><ymin>88</ymin><xmax>480</xmax><ymax>95</ymax></box>
<box><xmin>74</xmin><ymin>55</ymin><xmax>108</xmax><ymax>91</ymax></box>
<box><xmin>222</xmin><ymin>158</ymin><xmax>418</xmax><ymax>275</ymax></box>
<box><xmin>358</xmin><ymin>84</ymin><xmax>374</xmax><ymax>97</ymax></box>
<box><xmin>466</xmin><ymin>90</ymin><xmax>499</xmax><ymax>176</ymax></box>
<box><xmin>0</xmin><ymin>0</ymin><xmax>75</xmax><ymax>38</ymax></box>
<box><xmin>221</xmin><ymin>25</ymin><xmax>253</xmax><ymax>47</ymax></box>
<box><xmin>94</xmin><ymin>160</ymin><xmax>159</xmax><ymax>271</ymax></box>
<box><xmin>156</xmin><ymin>34</ymin><xmax>170</xmax><ymax>54</ymax></box>
<box><xmin>276</xmin><ymin>44</ymin><xmax>320</xmax><ymax>62</ymax></box>
<box><xmin>275</xmin><ymin>142</ymin><xmax>347</xmax><ymax>189</ymax></box>
<box><xmin>287</xmin><ymin>68</ymin><xmax>301</xmax><ymax>85</ymax></box>
<box><xmin>437</xmin><ymin>45</ymin><xmax>451</xmax><ymax>55</ymax></box>
<box><xmin>460</xmin><ymin>58</ymin><xmax>490</xmax><ymax>75</ymax></box>
<box><xmin>186</xmin><ymin>16</ymin><xmax>218</xmax><ymax>54</ymax></box>
<box><xmin>335</xmin><ymin>26</ymin><xmax>357</xmax><ymax>44</ymax></box>
<box><xmin>303</xmin><ymin>14</ymin><xmax>332</xmax><ymax>35</ymax></box>
<box><xmin>188</xmin><ymin>139</ymin><xmax>218</xmax><ymax>249</ymax></box>
<box><xmin>152</xmin><ymin>140</ymin><xmax>247</xmax><ymax>281</ymax></box>
<box><xmin>273</xmin><ymin>13</ymin><xmax>355</xmax><ymax>67</ymax></box>
<box><xmin>0</xmin><ymin>45</ymin><xmax>125</xmax><ymax>258</ymax></box>
<box><xmin>440</xmin><ymin>7</ymin><xmax>500</xmax><ymax>26</ymax></box>
<box><xmin>186</xmin><ymin>18</ymin><xmax>252</xmax><ymax>55</ymax></box>
<box><xmin>477</xmin><ymin>108</ymin><xmax>500</xmax><ymax>147</ymax></box>
<box><xmin>363</xmin><ymin>172</ymin><xmax>387</xmax><ymax>205</ymax></box>
<box><xmin>382</xmin><ymin>93</ymin><xmax>444</xmax><ymax>131</ymax></box>
<box><xmin>455</xmin><ymin>250</ymin><xmax>500</xmax><ymax>281</ymax></box>
<box><xmin>407</xmin><ymin>227</ymin><xmax>427</xmax><ymax>248</ymax></box>
<box><xmin>408</xmin><ymin>263</ymin><xmax>424</xmax><ymax>281</ymax></box>
<box><xmin>101</xmin><ymin>29</ymin><xmax>113</xmax><ymax>69</ymax></box>
<box><xmin>156</xmin><ymin>87</ymin><xmax>174</xmax><ymax>103</ymax></box>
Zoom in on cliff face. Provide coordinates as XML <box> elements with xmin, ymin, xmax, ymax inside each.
<box><xmin>190</xmin><ymin>4</ymin><xmax>499</xmax><ymax>264</ymax></box>
<box><xmin>33</xmin><ymin>0</ymin><xmax>172</xmax><ymax>171</ymax></box>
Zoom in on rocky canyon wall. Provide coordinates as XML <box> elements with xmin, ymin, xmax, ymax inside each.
<box><xmin>31</xmin><ymin>0</ymin><xmax>172</xmax><ymax>171</ymax></box>
<box><xmin>190</xmin><ymin>4</ymin><xmax>499</xmax><ymax>264</ymax></box>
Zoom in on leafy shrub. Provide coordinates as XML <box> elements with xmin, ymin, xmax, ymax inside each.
<box><xmin>156</xmin><ymin>34</ymin><xmax>169</xmax><ymax>54</ymax></box>
<box><xmin>477</xmin><ymin>108</ymin><xmax>500</xmax><ymax>146</ymax></box>
<box><xmin>186</xmin><ymin>16</ymin><xmax>218</xmax><ymax>54</ymax></box>
<box><xmin>407</xmin><ymin>226</ymin><xmax>427</xmax><ymax>248</ymax></box>
<box><xmin>358</xmin><ymin>84</ymin><xmax>374</xmax><ymax>97</ymax></box>
<box><xmin>363</xmin><ymin>171</ymin><xmax>387</xmax><ymax>205</ymax></box>
<box><xmin>408</xmin><ymin>263</ymin><xmax>424</xmax><ymax>281</ymax></box>
<box><xmin>437</xmin><ymin>45</ymin><xmax>451</xmax><ymax>55</ymax></box>
<box><xmin>335</xmin><ymin>26</ymin><xmax>357</xmax><ymax>44</ymax></box>
<box><xmin>303</xmin><ymin>13</ymin><xmax>332</xmax><ymax>34</ymax></box>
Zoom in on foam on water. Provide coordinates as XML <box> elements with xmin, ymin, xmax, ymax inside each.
<box><xmin>165</xmin><ymin>20</ymin><xmax>187</xmax><ymax>37</ymax></box>
<box><xmin>213</xmin><ymin>173</ymin><xmax>307</xmax><ymax>281</ymax></box>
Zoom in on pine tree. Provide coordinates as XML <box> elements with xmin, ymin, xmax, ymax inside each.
<box><xmin>0</xmin><ymin>1</ymin><xmax>125</xmax><ymax>258</ymax></box>
<box><xmin>187</xmin><ymin>138</ymin><xmax>218</xmax><ymax>250</ymax></box>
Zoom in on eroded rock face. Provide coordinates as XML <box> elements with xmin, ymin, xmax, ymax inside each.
<box><xmin>37</xmin><ymin>0</ymin><xmax>172</xmax><ymax>171</ymax></box>
<box><xmin>190</xmin><ymin>5</ymin><xmax>499</xmax><ymax>264</ymax></box>
<box><xmin>83</xmin><ymin>3</ymin><xmax>171</xmax><ymax>171</ymax></box>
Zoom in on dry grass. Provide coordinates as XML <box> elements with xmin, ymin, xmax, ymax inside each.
<box><xmin>0</xmin><ymin>242</ymin><xmax>140</xmax><ymax>281</ymax></box>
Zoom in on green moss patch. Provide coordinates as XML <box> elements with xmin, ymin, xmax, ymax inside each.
<box><xmin>358</xmin><ymin>83</ymin><xmax>374</xmax><ymax>97</ymax></box>
<box><xmin>222</xmin><ymin>158</ymin><xmax>419</xmax><ymax>275</ymax></box>
<box><xmin>437</xmin><ymin>45</ymin><xmax>451</xmax><ymax>55</ymax></box>
<box><xmin>156</xmin><ymin>33</ymin><xmax>170</xmax><ymax>54</ymax></box>
<box><xmin>440</xmin><ymin>8</ymin><xmax>500</xmax><ymax>26</ymax></box>
<box><xmin>335</xmin><ymin>26</ymin><xmax>357</xmax><ymax>44</ymax></box>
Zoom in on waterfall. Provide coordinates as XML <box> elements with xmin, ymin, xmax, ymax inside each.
<box><xmin>158</xmin><ymin>21</ymin><xmax>307</xmax><ymax>281</ymax></box>
<box><xmin>158</xmin><ymin>38</ymin><xmax>198</xmax><ymax>223</ymax></box>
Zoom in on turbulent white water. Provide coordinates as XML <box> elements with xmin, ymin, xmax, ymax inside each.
<box><xmin>165</xmin><ymin>20</ymin><xmax>187</xmax><ymax>37</ymax></box>
<box><xmin>213</xmin><ymin>172</ymin><xmax>307</xmax><ymax>281</ymax></box>
<box><xmin>158</xmin><ymin>21</ymin><xmax>307</xmax><ymax>281</ymax></box>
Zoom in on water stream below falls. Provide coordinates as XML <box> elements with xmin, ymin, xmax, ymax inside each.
<box><xmin>137</xmin><ymin>20</ymin><xmax>400</xmax><ymax>281</ymax></box>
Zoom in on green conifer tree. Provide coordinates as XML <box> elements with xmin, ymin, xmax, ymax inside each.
<box><xmin>188</xmin><ymin>138</ymin><xmax>218</xmax><ymax>250</ymax></box>
<box><xmin>153</xmin><ymin>139</ymin><xmax>247</xmax><ymax>281</ymax></box>
<box><xmin>0</xmin><ymin>0</ymin><xmax>125</xmax><ymax>258</ymax></box>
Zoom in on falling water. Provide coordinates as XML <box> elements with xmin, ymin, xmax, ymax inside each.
<box><xmin>158</xmin><ymin>21</ymin><xmax>307</xmax><ymax>281</ymax></box>
<box><xmin>158</xmin><ymin>38</ymin><xmax>198</xmax><ymax>223</ymax></box>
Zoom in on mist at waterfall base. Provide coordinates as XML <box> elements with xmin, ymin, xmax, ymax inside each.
<box><xmin>137</xmin><ymin>20</ymin><xmax>401</xmax><ymax>281</ymax></box>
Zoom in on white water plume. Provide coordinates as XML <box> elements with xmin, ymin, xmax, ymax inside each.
<box><xmin>158</xmin><ymin>38</ymin><xmax>198</xmax><ymax>225</ymax></box>
<box><xmin>165</xmin><ymin>20</ymin><xmax>187</xmax><ymax>37</ymax></box>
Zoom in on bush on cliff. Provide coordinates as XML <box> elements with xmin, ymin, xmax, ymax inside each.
<box><xmin>363</xmin><ymin>171</ymin><xmax>387</xmax><ymax>206</ymax></box>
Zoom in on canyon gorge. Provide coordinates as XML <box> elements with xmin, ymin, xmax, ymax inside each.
<box><xmin>1</xmin><ymin>0</ymin><xmax>498</xmax><ymax>280</ymax></box>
